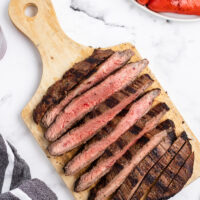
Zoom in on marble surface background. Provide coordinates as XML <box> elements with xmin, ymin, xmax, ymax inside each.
<box><xmin>1</xmin><ymin>0</ymin><xmax>200</xmax><ymax>199</ymax></box>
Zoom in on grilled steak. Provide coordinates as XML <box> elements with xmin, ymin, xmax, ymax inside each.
<box><xmin>161</xmin><ymin>152</ymin><xmax>194</xmax><ymax>200</ymax></box>
<box><xmin>45</xmin><ymin>59</ymin><xmax>149</xmax><ymax>141</ymax></box>
<box><xmin>131</xmin><ymin>132</ymin><xmax>189</xmax><ymax>200</ymax></box>
<box><xmin>64</xmin><ymin>89</ymin><xmax>160</xmax><ymax>175</ymax></box>
<box><xmin>33</xmin><ymin>49</ymin><xmax>114</xmax><ymax>124</ymax></box>
<box><xmin>89</xmin><ymin>120</ymin><xmax>175</xmax><ymax>200</ymax></box>
<box><xmin>42</xmin><ymin>49</ymin><xmax>134</xmax><ymax>127</ymax></box>
<box><xmin>143</xmin><ymin>119</ymin><xmax>175</xmax><ymax>140</ymax></box>
<box><xmin>75</xmin><ymin>103</ymin><xmax>169</xmax><ymax>192</ymax></box>
<box><xmin>48</xmin><ymin>74</ymin><xmax>153</xmax><ymax>156</ymax></box>
<box><xmin>146</xmin><ymin>138</ymin><xmax>192</xmax><ymax>200</ymax></box>
<box><xmin>113</xmin><ymin>131</ymin><xmax>176</xmax><ymax>200</ymax></box>
<box><xmin>89</xmin><ymin>130</ymin><xmax>167</xmax><ymax>200</ymax></box>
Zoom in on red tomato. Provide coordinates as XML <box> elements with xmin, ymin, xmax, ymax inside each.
<box><xmin>147</xmin><ymin>0</ymin><xmax>200</xmax><ymax>15</ymax></box>
<box><xmin>137</xmin><ymin>0</ymin><xmax>150</xmax><ymax>6</ymax></box>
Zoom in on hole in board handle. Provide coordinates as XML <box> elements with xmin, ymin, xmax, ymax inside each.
<box><xmin>24</xmin><ymin>3</ymin><xmax>38</xmax><ymax>17</ymax></box>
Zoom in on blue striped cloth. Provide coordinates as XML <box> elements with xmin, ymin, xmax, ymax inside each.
<box><xmin>0</xmin><ymin>134</ymin><xmax>57</xmax><ymax>200</ymax></box>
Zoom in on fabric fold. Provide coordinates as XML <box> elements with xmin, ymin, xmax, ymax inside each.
<box><xmin>0</xmin><ymin>134</ymin><xmax>57</xmax><ymax>200</ymax></box>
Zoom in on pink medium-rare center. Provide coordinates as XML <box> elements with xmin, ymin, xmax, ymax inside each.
<box><xmin>42</xmin><ymin>50</ymin><xmax>134</xmax><ymax>127</ymax></box>
<box><xmin>45</xmin><ymin>59</ymin><xmax>148</xmax><ymax>142</ymax></box>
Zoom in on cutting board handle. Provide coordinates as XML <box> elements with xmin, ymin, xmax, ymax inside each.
<box><xmin>8</xmin><ymin>0</ymin><xmax>86</xmax><ymax>64</ymax></box>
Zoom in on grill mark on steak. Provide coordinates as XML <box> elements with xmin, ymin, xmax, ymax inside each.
<box><xmin>145</xmin><ymin>138</ymin><xmax>192</xmax><ymax>200</ymax></box>
<box><xmin>64</xmin><ymin>89</ymin><xmax>160</xmax><ymax>176</ymax></box>
<box><xmin>116</xmin><ymin>138</ymin><xmax>127</xmax><ymax>149</ymax></box>
<box><xmin>88</xmin><ymin>121</ymin><xmax>175</xmax><ymax>200</ymax></box>
<box><xmin>144</xmin><ymin>120</ymin><xmax>175</xmax><ymax>144</ymax></box>
<box><xmin>113</xmin><ymin>131</ymin><xmax>176</xmax><ymax>200</ymax></box>
<box><xmin>88</xmin><ymin>130</ymin><xmax>167</xmax><ymax>200</ymax></box>
<box><xmin>123</xmin><ymin>150</ymin><xmax>133</xmax><ymax>161</ymax></box>
<box><xmin>42</xmin><ymin>49</ymin><xmax>134</xmax><ymax>127</ymax></box>
<box><xmin>160</xmin><ymin>152</ymin><xmax>194</xmax><ymax>200</ymax></box>
<box><xmin>45</xmin><ymin>59</ymin><xmax>149</xmax><ymax>142</ymax></box>
<box><xmin>33</xmin><ymin>49</ymin><xmax>114</xmax><ymax>124</ymax></box>
<box><xmin>154</xmin><ymin>119</ymin><xmax>175</xmax><ymax>131</ymax></box>
<box><xmin>105</xmin><ymin>96</ymin><xmax>120</xmax><ymax>108</ymax></box>
<box><xmin>131</xmin><ymin>132</ymin><xmax>189</xmax><ymax>200</ymax></box>
<box><xmin>74</xmin><ymin>103</ymin><xmax>169</xmax><ymax>192</ymax></box>
<box><xmin>129</xmin><ymin>125</ymin><xmax>143</xmax><ymax>135</ymax></box>
<box><xmin>89</xmin><ymin>139</ymin><xmax>148</xmax><ymax>200</ymax></box>
<box><xmin>48</xmin><ymin>74</ymin><xmax>153</xmax><ymax>155</ymax></box>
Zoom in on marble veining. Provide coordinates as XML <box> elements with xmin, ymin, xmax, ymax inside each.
<box><xmin>0</xmin><ymin>94</ymin><xmax>12</xmax><ymax>106</ymax></box>
<box><xmin>70</xmin><ymin>0</ymin><xmax>128</xmax><ymax>28</ymax></box>
<box><xmin>1</xmin><ymin>0</ymin><xmax>200</xmax><ymax>199</ymax></box>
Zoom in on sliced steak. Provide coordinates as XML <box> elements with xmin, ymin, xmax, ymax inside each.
<box><xmin>89</xmin><ymin>120</ymin><xmax>175</xmax><ymax>200</ymax></box>
<box><xmin>146</xmin><ymin>138</ymin><xmax>192</xmax><ymax>200</ymax></box>
<box><xmin>33</xmin><ymin>49</ymin><xmax>114</xmax><ymax>124</ymax></box>
<box><xmin>64</xmin><ymin>89</ymin><xmax>160</xmax><ymax>175</ymax></box>
<box><xmin>144</xmin><ymin>119</ymin><xmax>175</xmax><ymax>140</ymax></box>
<box><xmin>48</xmin><ymin>74</ymin><xmax>153</xmax><ymax>156</ymax></box>
<box><xmin>161</xmin><ymin>152</ymin><xmax>194</xmax><ymax>200</ymax></box>
<box><xmin>42</xmin><ymin>49</ymin><xmax>134</xmax><ymax>127</ymax></box>
<box><xmin>113</xmin><ymin>131</ymin><xmax>176</xmax><ymax>200</ymax></box>
<box><xmin>75</xmin><ymin>103</ymin><xmax>169</xmax><ymax>192</ymax></box>
<box><xmin>145</xmin><ymin>119</ymin><xmax>175</xmax><ymax>139</ymax></box>
<box><xmin>130</xmin><ymin>132</ymin><xmax>189</xmax><ymax>200</ymax></box>
<box><xmin>89</xmin><ymin>130</ymin><xmax>167</xmax><ymax>200</ymax></box>
<box><xmin>45</xmin><ymin>59</ymin><xmax>149</xmax><ymax>141</ymax></box>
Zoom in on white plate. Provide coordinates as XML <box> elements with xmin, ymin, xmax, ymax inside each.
<box><xmin>132</xmin><ymin>0</ymin><xmax>200</xmax><ymax>22</ymax></box>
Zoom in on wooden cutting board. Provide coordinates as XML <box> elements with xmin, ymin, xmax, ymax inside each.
<box><xmin>9</xmin><ymin>0</ymin><xmax>200</xmax><ymax>199</ymax></box>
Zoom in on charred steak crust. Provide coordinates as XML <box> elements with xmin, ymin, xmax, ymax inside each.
<box><xmin>131</xmin><ymin>132</ymin><xmax>189</xmax><ymax>200</ymax></box>
<box><xmin>160</xmin><ymin>152</ymin><xmax>194</xmax><ymax>200</ymax></box>
<box><xmin>146</xmin><ymin>138</ymin><xmax>192</xmax><ymax>200</ymax></box>
<box><xmin>74</xmin><ymin>102</ymin><xmax>169</xmax><ymax>192</ymax></box>
<box><xmin>33</xmin><ymin>49</ymin><xmax>114</xmax><ymax>124</ymax></box>
<box><xmin>156</xmin><ymin>119</ymin><xmax>175</xmax><ymax>131</ymax></box>
<box><xmin>89</xmin><ymin>131</ymin><xmax>167</xmax><ymax>200</ymax></box>
<box><xmin>88</xmin><ymin>120</ymin><xmax>175</xmax><ymax>200</ymax></box>
<box><xmin>89</xmin><ymin>121</ymin><xmax>176</xmax><ymax>200</ymax></box>
<box><xmin>144</xmin><ymin>120</ymin><xmax>175</xmax><ymax>143</ymax></box>
<box><xmin>113</xmin><ymin>131</ymin><xmax>176</xmax><ymax>200</ymax></box>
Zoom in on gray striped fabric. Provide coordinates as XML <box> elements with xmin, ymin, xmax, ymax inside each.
<box><xmin>0</xmin><ymin>134</ymin><xmax>57</xmax><ymax>200</ymax></box>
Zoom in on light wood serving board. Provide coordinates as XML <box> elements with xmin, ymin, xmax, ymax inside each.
<box><xmin>9</xmin><ymin>0</ymin><xmax>200</xmax><ymax>199</ymax></box>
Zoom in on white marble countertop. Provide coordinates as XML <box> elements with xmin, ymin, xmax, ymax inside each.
<box><xmin>1</xmin><ymin>0</ymin><xmax>200</xmax><ymax>199</ymax></box>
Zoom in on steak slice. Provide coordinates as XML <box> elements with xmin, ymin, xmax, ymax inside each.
<box><xmin>33</xmin><ymin>49</ymin><xmax>114</xmax><ymax>124</ymax></box>
<box><xmin>113</xmin><ymin>131</ymin><xmax>176</xmax><ymax>200</ymax></box>
<box><xmin>146</xmin><ymin>138</ymin><xmax>192</xmax><ymax>200</ymax></box>
<box><xmin>45</xmin><ymin>59</ymin><xmax>149</xmax><ymax>141</ymax></box>
<box><xmin>144</xmin><ymin>119</ymin><xmax>175</xmax><ymax>140</ymax></box>
<box><xmin>89</xmin><ymin>120</ymin><xmax>175</xmax><ymax>200</ymax></box>
<box><xmin>42</xmin><ymin>49</ymin><xmax>134</xmax><ymax>127</ymax></box>
<box><xmin>161</xmin><ymin>152</ymin><xmax>194</xmax><ymax>200</ymax></box>
<box><xmin>64</xmin><ymin>89</ymin><xmax>160</xmax><ymax>175</ymax></box>
<box><xmin>130</xmin><ymin>132</ymin><xmax>189</xmax><ymax>200</ymax></box>
<box><xmin>75</xmin><ymin>103</ymin><xmax>169</xmax><ymax>191</ymax></box>
<box><xmin>89</xmin><ymin>130</ymin><xmax>168</xmax><ymax>200</ymax></box>
<box><xmin>48</xmin><ymin>74</ymin><xmax>153</xmax><ymax>156</ymax></box>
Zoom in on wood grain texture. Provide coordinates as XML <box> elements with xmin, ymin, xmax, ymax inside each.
<box><xmin>9</xmin><ymin>0</ymin><xmax>200</xmax><ymax>199</ymax></box>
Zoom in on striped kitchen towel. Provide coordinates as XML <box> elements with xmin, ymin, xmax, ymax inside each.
<box><xmin>0</xmin><ymin>134</ymin><xmax>57</xmax><ymax>200</ymax></box>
